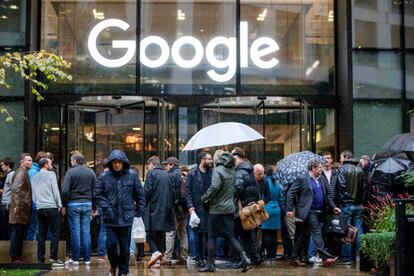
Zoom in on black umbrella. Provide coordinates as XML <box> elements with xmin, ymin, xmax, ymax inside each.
<box><xmin>383</xmin><ymin>133</ymin><xmax>414</xmax><ymax>152</ymax></box>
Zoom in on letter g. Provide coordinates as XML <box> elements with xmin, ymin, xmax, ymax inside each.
<box><xmin>88</xmin><ymin>19</ymin><xmax>135</xmax><ymax>68</ymax></box>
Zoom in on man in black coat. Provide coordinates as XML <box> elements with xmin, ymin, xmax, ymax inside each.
<box><xmin>163</xmin><ymin>157</ymin><xmax>188</xmax><ymax>264</ymax></box>
<box><xmin>144</xmin><ymin>156</ymin><xmax>175</xmax><ymax>267</ymax></box>
<box><xmin>232</xmin><ymin>147</ymin><xmax>261</xmax><ymax>265</ymax></box>
<box><xmin>185</xmin><ymin>152</ymin><xmax>213</xmax><ymax>267</ymax></box>
<box><xmin>286</xmin><ymin>158</ymin><xmax>340</xmax><ymax>267</ymax></box>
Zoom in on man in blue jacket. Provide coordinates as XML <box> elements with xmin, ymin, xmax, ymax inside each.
<box><xmin>95</xmin><ymin>150</ymin><xmax>145</xmax><ymax>276</ymax></box>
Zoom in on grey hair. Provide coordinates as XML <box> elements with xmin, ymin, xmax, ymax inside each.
<box><xmin>307</xmin><ymin>158</ymin><xmax>322</xmax><ymax>171</ymax></box>
<box><xmin>71</xmin><ymin>151</ymin><xmax>84</xmax><ymax>165</ymax></box>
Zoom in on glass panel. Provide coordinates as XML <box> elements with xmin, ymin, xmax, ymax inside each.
<box><xmin>314</xmin><ymin>108</ymin><xmax>335</xmax><ymax>155</ymax></box>
<box><xmin>353</xmin><ymin>101</ymin><xmax>402</xmax><ymax>158</ymax></box>
<box><xmin>352</xmin><ymin>0</ymin><xmax>400</xmax><ymax>48</ymax></box>
<box><xmin>240</xmin><ymin>0</ymin><xmax>334</xmax><ymax>96</ymax></box>
<box><xmin>406</xmin><ymin>53</ymin><xmax>414</xmax><ymax>99</ymax></box>
<box><xmin>140</xmin><ymin>0</ymin><xmax>236</xmax><ymax>95</ymax></box>
<box><xmin>353</xmin><ymin>51</ymin><xmax>402</xmax><ymax>99</ymax></box>
<box><xmin>0</xmin><ymin>101</ymin><xmax>24</xmax><ymax>162</ymax></box>
<box><xmin>406</xmin><ymin>2</ymin><xmax>414</xmax><ymax>48</ymax></box>
<box><xmin>178</xmin><ymin>107</ymin><xmax>199</xmax><ymax>165</ymax></box>
<box><xmin>0</xmin><ymin>0</ymin><xmax>26</xmax><ymax>46</ymax></box>
<box><xmin>0</xmin><ymin>52</ymin><xmax>25</xmax><ymax>96</ymax></box>
<box><xmin>41</xmin><ymin>0</ymin><xmax>137</xmax><ymax>95</ymax></box>
<box><xmin>144</xmin><ymin>105</ymin><xmax>159</xmax><ymax>162</ymax></box>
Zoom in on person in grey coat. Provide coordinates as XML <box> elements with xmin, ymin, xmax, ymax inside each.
<box><xmin>144</xmin><ymin>156</ymin><xmax>175</xmax><ymax>267</ymax></box>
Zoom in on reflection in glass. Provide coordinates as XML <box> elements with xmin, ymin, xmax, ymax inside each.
<box><xmin>0</xmin><ymin>0</ymin><xmax>26</xmax><ymax>46</ymax></box>
<box><xmin>353</xmin><ymin>51</ymin><xmax>402</xmax><ymax>99</ymax></box>
<box><xmin>406</xmin><ymin>2</ymin><xmax>414</xmax><ymax>48</ymax></box>
<box><xmin>0</xmin><ymin>102</ymin><xmax>24</xmax><ymax>162</ymax></box>
<box><xmin>406</xmin><ymin>54</ymin><xmax>414</xmax><ymax>99</ymax></box>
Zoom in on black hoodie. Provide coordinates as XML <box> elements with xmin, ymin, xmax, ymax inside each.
<box><xmin>235</xmin><ymin>161</ymin><xmax>260</xmax><ymax>206</ymax></box>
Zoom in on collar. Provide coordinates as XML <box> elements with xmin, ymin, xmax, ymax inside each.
<box><xmin>308</xmin><ymin>172</ymin><xmax>320</xmax><ymax>182</ymax></box>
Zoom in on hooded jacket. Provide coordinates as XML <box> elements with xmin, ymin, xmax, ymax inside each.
<box><xmin>201</xmin><ymin>152</ymin><xmax>236</xmax><ymax>215</ymax></box>
<box><xmin>337</xmin><ymin>159</ymin><xmax>366</xmax><ymax>204</ymax></box>
<box><xmin>143</xmin><ymin>165</ymin><xmax>175</xmax><ymax>232</ymax></box>
<box><xmin>95</xmin><ymin>150</ymin><xmax>146</xmax><ymax>227</ymax></box>
<box><xmin>168</xmin><ymin>165</ymin><xmax>187</xmax><ymax>219</ymax></box>
<box><xmin>235</xmin><ymin>161</ymin><xmax>260</xmax><ymax>206</ymax></box>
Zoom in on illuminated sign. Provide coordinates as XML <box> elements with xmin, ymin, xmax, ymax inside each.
<box><xmin>88</xmin><ymin>19</ymin><xmax>279</xmax><ymax>82</ymax></box>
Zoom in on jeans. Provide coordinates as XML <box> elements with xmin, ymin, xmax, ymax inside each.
<box><xmin>216</xmin><ymin>237</ymin><xmax>225</xmax><ymax>259</ymax></box>
<box><xmin>130</xmin><ymin>239</ymin><xmax>136</xmax><ymax>254</ymax></box>
<box><xmin>146</xmin><ymin>230</ymin><xmax>165</xmax><ymax>253</ymax></box>
<box><xmin>26</xmin><ymin>207</ymin><xmax>38</xmax><ymax>240</ymax></box>
<box><xmin>106</xmin><ymin>226</ymin><xmax>132</xmax><ymax>275</ymax></box>
<box><xmin>9</xmin><ymin>224</ymin><xmax>28</xmax><ymax>260</ymax></box>
<box><xmin>165</xmin><ymin>216</ymin><xmax>188</xmax><ymax>260</ymax></box>
<box><xmin>308</xmin><ymin>220</ymin><xmax>324</xmax><ymax>258</ymax></box>
<box><xmin>341</xmin><ymin>204</ymin><xmax>364</xmax><ymax>261</ymax></box>
<box><xmin>67</xmin><ymin>203</ymin><xmax>92</xmax><ymax>261</ymax></box>
<box><xmin>37</xmin><ymin>208</ymin><xmax>60</xmax><ymax>262</ymax></box>
<box><xmin>98</xmin><ymin>215</ymin><xmax>106</xmax><ymax>257</ymax></box>
<box><xmin>262</xmin><ymin>230</ymin><xmax>279</xmax><ymax>259</ymax></box>
<box><xmin>187</xmin><ymin>225</ymin><xmax>207</xmax><ymax>259</ymax></box>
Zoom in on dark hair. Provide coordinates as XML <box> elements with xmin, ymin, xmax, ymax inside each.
<box><xmin>20</xmin><ymin>153</ymin><xmax>31</xmax><ymax>162</ymax></box>
<box><xmin>1</xmin><ymin>157</ymin><xmax>14</xmax><ymax>169</ymax></box>
<box><xmin>71</xmin><ymin>152</ymin><xmax>84</xmax><ymax>165</ymax></box>
<box><xmin>197</xmin><ymin>152</ymin><xmax>210</xmax><ymax>165</ymax></box>
<box><xmin>102</xmin><ymin>158</ymin><xmax>108</xmax><ymax>169</ymax></box>
<box><xmin>35</xmin><ymin>151</ymin><xmax>47</xmax><ymax>163</ymax></box>
<box><xmin>340</xmin><ymin>150</ymin><xmax>353</xmax><ymax>159</ymax></box>
<box><xmin>147</xmin><ymin>156</ymin><xmax>161</xmax><ymax>166</ymax></box>
<box><xmin>38</xmin><ymin>158</ymin><xmax>49</xmax><ymax>168</ymax></box>
<box><xmin>232</xmin><ymin>147</ymin><xmax>246</xmax><ymax>159</ymax></box>
<box><xmin>265</xmin><ymin>165</ymin><xmax>274</xmax><ymax>177</ymax></box>
<box><xmin>321</xmin><ymin>151</ymin><xmax>333</xmax><ymax>158</ymax></box>
<box><xmin>307</xmin><ymin>159</ymin><xmax>322</xmax><ymax>171</ymax></box>
<box><xmin>45</xmin><ymin>152</ymin><xmax>54</xmax><ymax>161</ymax></box>
<box><xmin>360</xmin><ymin>155</ymin><xmax>370</xmax><ymax>161</ymax></box>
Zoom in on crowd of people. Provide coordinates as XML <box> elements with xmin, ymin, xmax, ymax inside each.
<box><xmin>0</xmin><ymin>147</ymin><xmax>373</xmax><ymax>276</ymax></box>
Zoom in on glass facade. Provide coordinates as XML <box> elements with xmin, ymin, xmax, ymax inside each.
<box><xmin>0</xmin><ymin>0</ymin><xmax>27</xmax><ymax>47</ymax></box>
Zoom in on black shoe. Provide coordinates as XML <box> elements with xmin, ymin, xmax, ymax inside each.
<box><xmin>241</xmin><ymin>252</ymin><xmax>252</xmax><ymax>273</ymax></box>
<box><xmin>197</xmin><ymin>258</ymin><xmax>206</xmax><ymax>268</ymax></box>
<box><xmin>199</xmin><ymin>263</ymin><xmax>215</xmax><ymax>272</ymax></box>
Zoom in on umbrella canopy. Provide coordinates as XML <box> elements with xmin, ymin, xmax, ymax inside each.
<box><xmin>383</xmin><ymin>133</ymin><xmax>414</xmax><ymax>152</ymax></box>
<box><xmin>273</xmin><ymin>151</ymin><xmax>324</xmax><ymax>190</ymax></box>
<box><xmin>182</xmin><ymin>122</ymin><xmax>264</xmax><ymax>151</ymax></box>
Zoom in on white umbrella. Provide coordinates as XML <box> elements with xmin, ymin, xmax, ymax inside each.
<box><xmin>182</xmin><ymin>122</ymin><xmax>264</xmax><ymax>151</ymax></box>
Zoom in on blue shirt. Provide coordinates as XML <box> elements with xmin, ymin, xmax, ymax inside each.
<box><xmin>310</xmin><ymin>176</ymin><xmax>324</xmax><ymax>210</ymax></box>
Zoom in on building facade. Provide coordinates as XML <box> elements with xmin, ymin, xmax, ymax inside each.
<box><xmin>0</xmin><ymin>0</ymin><xmax>413</xmax><ymax>180</ymax></box>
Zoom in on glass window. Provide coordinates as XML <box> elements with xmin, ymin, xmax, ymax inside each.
<box><xmin>352</xmin><ymin>0</ymin><xmax>400</xmax><ymax>48</ymax></box>
<box><xmin>41</xmin><ymin>0</ymin><xmax>137</xmax><ymax>95</ymax></box>
<box><xmin>0</xmin><ymin>52</ymin><xmax>25</xmax><ymax>96</ymax></box>
<box><xmin>353</xmin><ymin>101</ymin><xmax>402</xmax><ymax>158</ymax></box>
<box><xmin>0</xmin><ymin>101</ymin><xmax>24</xmax><ymax>162</ymax></box>
<box><xmin>405</xmin><ymin>1</ymin><xmax>414</xmax><ymax>48</ymax></box>
<box><xmin>178</xmin><ymin>107</ymin><xmax>199</xmax><ymax>165</ymax></box>
<box><xmin>0</xmin><ymin>0</ymin><xmax>27</xmax><ymax>47</ymax></box>
<box><xmin>314</xmin><ymin>109</ymin><xmax>336</xmax><ymax>155</ymax></box>
<box><xmin>353</xmin><ymin>51</ymin><xmax>402</xmax><ymax>99</ymax></box>
<box><xmin>407</xmin><ymin>53</ymin><xmax>414</xmax><ymax>99</ymax></box>
<box><xmin>140</xmin><ymin>0</ymin><xmax>236</xmax><ymax>95</ymax></box>
<box><xmin>240</xmin><ymin>0</ymin><xmax>334</xmax><ymax>96</ymax></box>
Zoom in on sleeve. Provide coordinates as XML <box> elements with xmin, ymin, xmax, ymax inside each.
<box><xmin>286</xmin><ymin>177</ymin><xmax>301</xmax><ymax>212</ymax></box>
<box><xmin>277</xmin><ymin>184</ymin><xmax>285</xmax><ymax>209</ymax></box>
<box><xmin>94</xmin><ymin>174</ymin><xmax>110</xmax><ymax>209</ymax></box>
<box><xmin>91</xmin><ymin>170</ymin><xmax>97</xmax><ymax>209</ymax></box>
<box><xmin>144</xmin><ymin>171</ymin><xmax>154</xmax><ymax>203</ymax></box>
<box><xmin>234</xmin><ymin>170</ymin><xmax>245</xmax><ymax>200</ymax></box>
<box><xmin>201</xmin><ymin>169</ymin><xmax>222</xmax><ymax>203</ymax></box>
<box><xmin>185</xmin><ymin>171</ymin><xmax>195</xmax><ymax>209</ymax></box>
<box><xmin>51</xmin><ymin>173</ymin><xmax>62</xmax><ymax>208</ymax></box>
<box><xmin>10</xmin><ymin>170</ymin><xmax>26</xmax><ymax>209</ymax></box>
<box><xmin>61</xmin><ymin>171</ymin><xmax>71</xmax><ymax>207</ymax></box>
<box><xmin>133</xmin><ymin>174</ymin><xmax>146</xmax><ymax>217</ymax></box>
<box><xmin>326</xmin><ymin>178</ymin><xmax>336</xmax><ymax>210</ymax></box>
<box><xmin>337</xmin><ymin>167</ymin><xmax>346</xmax><ymax>202</ymax></box>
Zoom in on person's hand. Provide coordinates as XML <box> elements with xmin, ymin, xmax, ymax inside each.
<box><xmin>286</xmin><ymin>211</ymin><xmax>294</xmax><ymax>218</ymax></box>
<box><xmin>0</xmin><ymin>189</ymin><xmax>3</xmax><ymax>195</ymax></box>
<box><xmin>333</xmin><ymin>207</ymin><xmax>341</xmax><ymax>214</ymax></box>
<box><xmin>61</xmin><ymin>207</ymin><xmax>66</xmax><ymax>216</ymax></box>
<box><xmin>92</xmin><ymin>210</ymin><xmax>98</xmax><ymax>218</ymax></box>
<box><xmin>188</xmin><ymin>207</ymin><xmax>195</xmax><ymax>214</ymax></box>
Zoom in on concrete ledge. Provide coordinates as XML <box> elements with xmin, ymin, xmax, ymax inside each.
<box><xmin>0</xmin><ymin>241</ymin><xmax>66</xmax><ymax>263</ymax></box>
<box><xmin>0</xmin><ymin>262</ymin><xmax>52</xmax><ymax>270</ymax></box>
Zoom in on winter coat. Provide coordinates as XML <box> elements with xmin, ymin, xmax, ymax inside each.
<box><xmin>185</xmin><ymin>167</ymin><xmax>212</xmax><ymax>232</ymax></box>
<box><xmin>337</xmin><ymin>159</ymin><xmax>367</xmax><ymax>205</ymax></box>
<box><xmin>9</xmin><ymin>167</ymin><xmax>32</xmax><ymax>225</ymax></box>
<box><xmin>95</xmin><ymin>150</ymin><xmax>146</xmax><ymax>227</ymax></box>
<box><xmin>144</xmin><ymin>166</ymin><xmax>175</xmax><ymax>232</ymax></box>
<box><xmin>201</xmin><ymin>152</ymin><xmax>236</xmax><ymax>215</ymax></box>
<box><xmin>168</xmin><ymin>166</ymin><xmax>187</xmax><ymax>219</ymax></box>
<box><xmin>235</xmin><ymin>161</ymin><xmax>260</xmax><ymax>206</ymax></box>
<box><xmin>260</xmin><ymin>176</ymin><xmax>284</xmax><ymax>230</ymax></box>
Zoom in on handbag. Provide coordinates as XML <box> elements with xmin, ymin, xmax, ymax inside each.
<box><xmin>323</xmin><ymin>214</ymin><xmax>347</xmax><ymax>235</ymax></box>
<box><xmin>340</xmin><ymin>225</ymin><xmax>358</xmax><ymax>244</ymax></box>
<box><xmin>238</xmin><ymin>193</ymin><xmax>269</xmax><ymax>230</ymax></box>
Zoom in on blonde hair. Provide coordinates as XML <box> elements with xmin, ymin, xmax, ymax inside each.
<box><xmin>213</xmin><ymin>150</ymin><xmax>224</xmax><ymax>166</ymax></box>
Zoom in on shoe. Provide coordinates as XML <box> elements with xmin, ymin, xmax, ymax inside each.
<box><xmin>197</xmin><ymin>258</ymin><xmax>206</xmax><ymax>268</ymax></box>
<box><xmin>160</xmin><ymin>258</ymin><xmax>172</xmax><ymax>265</ymax></box>
<box><xmin>199</xmin><ymin>258</ymin><xmax>215</xmax><ymax>272</ymax></box>
<box><xmin>322</xmin><ymin>257</ymin><xmax>338</xmax><ymax>267</ymax></box>
<box><xmin>187</xmin><ymin>256</ymin><xmax>197</xmax><ymax>265</ymax></box>
<box><xmin>49</xmin><ymin>259</ymin><xmax>65</xmax><ymax>267</ymax></box>
<box><xmin>108</xmin><ymin>267</ymin><xmax>116</xmax><ymax>276</ymax></box>
<box><xmin>84</xmin><ymin>260</ymin><xmax>91</xmax><ymax>265</ymax></box>
<box><xmin>65</xmin><ymin>259</ymin><xmax>80</xmax><ymax>266</ymax></box>
<box><xmin>148</xmin><ymin>251</ymin><xmax>163</xmax><ymax>267</ymax></box>
<box><xmin>241</xmin><ymin>252</ymin><xmax>252</xmax><ymax>273</ymax></box>
<box><xmin>175</xmin><ymin>258</ymin><xmax>186</xmax><ymax>265</ymax></box>
<box><xmin>290</xmin><ymin>259</ymin><xmax>306</xmax><ymax>267</ymax></box>
<box><xmin>308</xmin><ymin>256</ymin><xmax>323</xmax><ymax>263</ymax></box>
<box><xmin>98</xmin><ymin>256</ymin><xmax>108</xmax><ymax>262</ymax></box>
<box><xmin>336</xmin><ymin>258</ymin><xmax>352</xmax><ymax>265</ymax></box>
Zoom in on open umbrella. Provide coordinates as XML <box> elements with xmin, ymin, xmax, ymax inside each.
<box><xmin>273</xmin><ymin>151</ymin><xmax>325</xmax><ymax>190</ymax></box>
<box><xmin>182</xmin><ymin>122</ymin><xmax>264</xmax><ymax>151</ymax></box>
<box><xmin>383</xmin><ymin>133</ymin><xmax>414</xmax><ymax>152</ymax></box>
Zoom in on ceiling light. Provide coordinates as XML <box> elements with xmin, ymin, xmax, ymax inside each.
<box><xmin>9</xmin><ymin>4</ymin><xmax>18</xmax><ymax>10</ymax></box>
<box><xmin>328</xmin><ymin>10</ymin><xmax>334</xmax><ymax>22</ymax></box>
<box><xmin>93</xmin><ymin>8</ymin><xmax>105</xmax><ymax>20</ymax></box>
<box><xmin>132</xmin><ymin>127</ymin><xmax>141</xmax><ymax>131</ymax></box>
<box><xmin>257</xmin><ymin>8</ymin><xmax>267</xmax><ymax>21</ymax></box>
<box><xmin>0</xmin><ymin>15</ymin><xmax>7</xmax><ymax>19</ymax></box>
<box><xmin>177</xmin><ymin>9</ymin><xmax>185</xmax><ymax>21</ymax></box>
<box><xmin>51</xmin><ymin>127</ymin><xmax>60</xmax><ymax>131</ymax></box>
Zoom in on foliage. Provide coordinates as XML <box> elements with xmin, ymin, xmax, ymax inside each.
<box><xmin>400</xmin><ymin>170</ymin><xmax>414</xmax><ymax>187</ymax></box>
<box><xmin>0</xmin><ymin>270</ymin><xmax>40</xmax><ymax>276</ymax></box>
<box><xmin>0</xmin><ymin>50</ymin><xmax>72</xmax><ymax>122</ymax></box>
<box><xmin>361</xmin><ymin>231</ymin><xmax>396</xmax><ymax>271</ymax></box>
